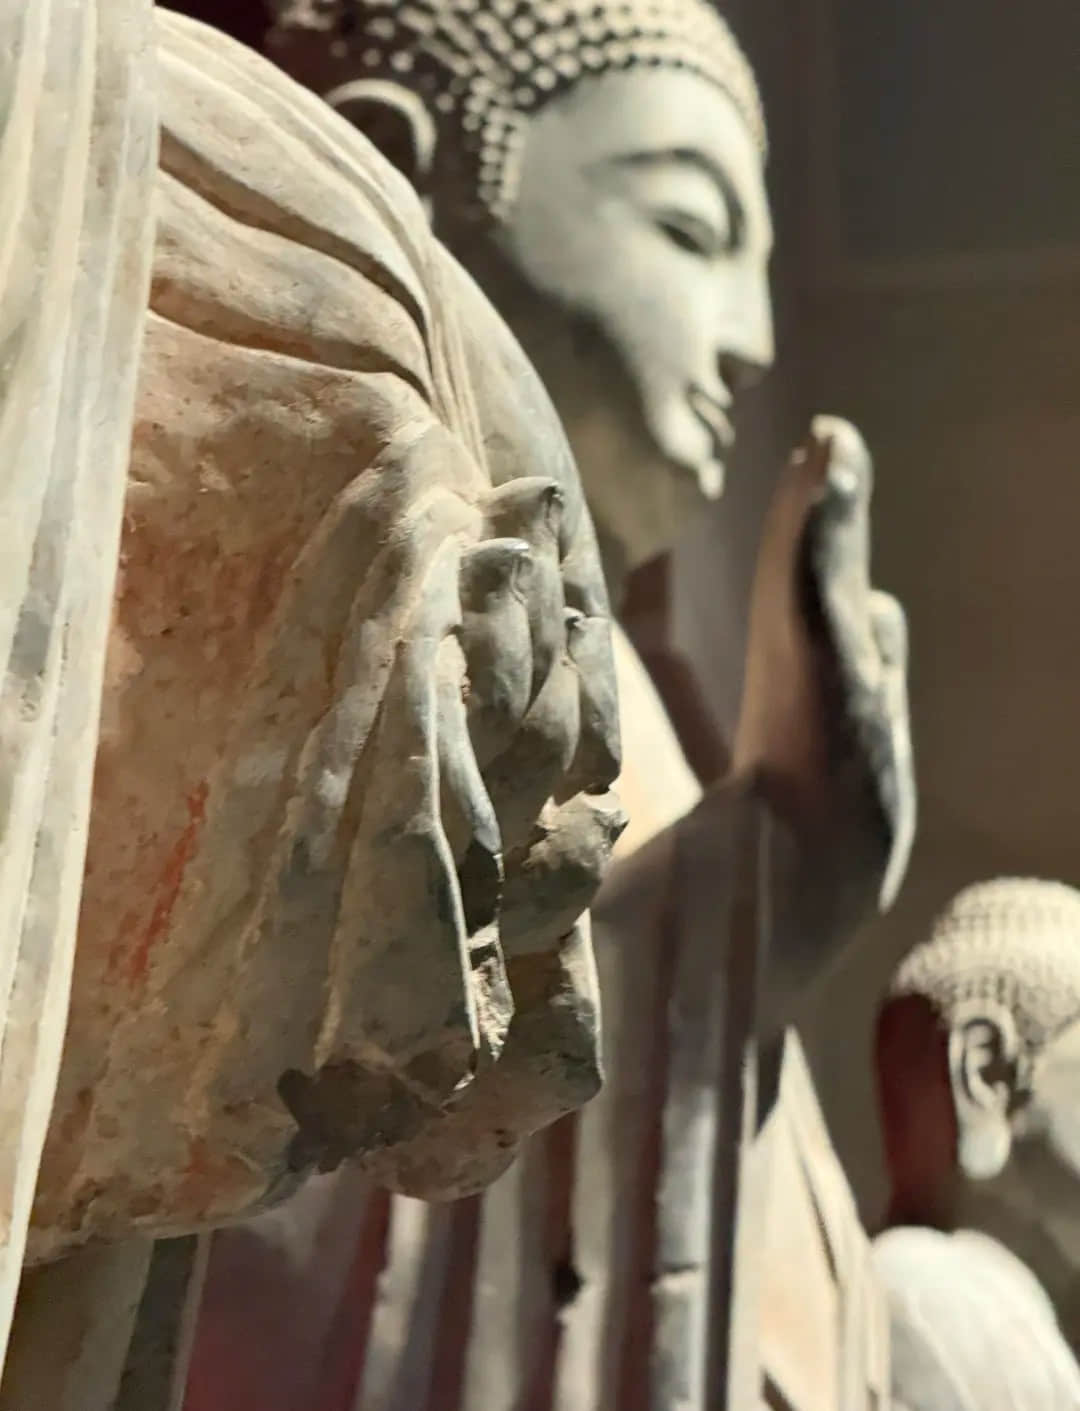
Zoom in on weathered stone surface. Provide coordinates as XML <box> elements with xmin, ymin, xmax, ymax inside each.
<box><xmin>25</xmin><ymin>10</ymin><xmax>619</xmax><ymax>1265</ymax></box>
<box><xmin>0</xmin><ymin>0</ymin><xmax>158</xmax><ymax>1374</ymax></box>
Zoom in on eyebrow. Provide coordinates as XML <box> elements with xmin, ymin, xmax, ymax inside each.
<box><xmin>606</xmin><ymin>146</ymin><xmax>734</xmax><ymax>192</ymax></box>
<box><xmin>598</xmin><ymin>146</ymin><xmax>744</xmax><ymax>217</ymax></box>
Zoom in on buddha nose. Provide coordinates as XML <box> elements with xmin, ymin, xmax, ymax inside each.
<box><xmin>720</xmin><ymin>349</ymin><xmax>767</xmax><ymax>394</ymax></box>
<box><xmin>719</xmin><ymin>271</ymin><xmax>775</xmax><ymax>391</ymax></box>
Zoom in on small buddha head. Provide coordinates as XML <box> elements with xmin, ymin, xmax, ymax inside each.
<box><xmin>269</xmin><ymin>0</ymin><xmax>775</xmax><ymax>576</ymax></box>
<box><xmin>877</xmin><ymin>878</ymin><xmax>1080</xmax><ymax>1228</ymax></box>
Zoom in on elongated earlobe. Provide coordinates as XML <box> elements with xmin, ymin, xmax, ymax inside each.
<box><xmin>948</xmin><ymin>1008</ymin><xmax>1018</xmax><ymax>1181</ymax></box>
<box><xmin>956</xmin><ymin>1105</ymin><xmax>1012</xmax><ymax>1180</ymax></box>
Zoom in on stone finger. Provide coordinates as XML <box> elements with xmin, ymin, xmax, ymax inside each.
<box><xmin>868</xmin><ymin>591</ymin><xmax>917</xmax><ymax>911</ymax></box>
<box><xmin>483</xmin><ymin>652</ymin><xmax>582</xmax><ymax>855</ymax></box>
<box><xmin>483</xmin><ymin>477</ymin><xmax>567</xmax><ymax>699</ymax></box>
<box><xmin>459</xmin><ymin>537</ymin><xmax>534</xmax><ymax>765</ymax></box>
<box><xmin>312</xmin><ymin>541</ymin><xmax>483</xmax><ymax>1099</ymax></box>
<box><xmin>869</xmin><ymin>589</ymin><xmax>908</xmax><ymax>672</ymax></box>
<box><xmin>499</xmin><ymin>792</ymin><xmax>627</xmax><ymax>958</ymax></box>
<box><xmin>806</xmin><ymin>418</ymin><xmax>879</xmax><ymax>691</ymax></box>
<box><xmin>483</xmin><ymin>476</ymin><xmax>565</xmax><ymax>557</ymax></box>
<box><xmin>560</xmin><ymin>608</ymin><xmax>621</xmax><ymax>800</ymax></box>
<box><xmin>435</xmin><ymin>634</ymin><xmax>514</xmax><ymax>1068</ymax></box>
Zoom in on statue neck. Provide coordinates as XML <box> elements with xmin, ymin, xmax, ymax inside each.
<box><xmin>596</xmin><ymin>523</ymin><xmax>631</xmax><ymax>616</ymax></box>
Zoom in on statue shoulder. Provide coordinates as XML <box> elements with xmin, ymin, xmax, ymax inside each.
<box><xmin>152</xmin><ymin>8</ymin><xmax>457</xmax><ymax>417</ymax></box>
<box><xmin>873</xmin><ymin>1226</ymin><xmax>1080</xmax><ymax>1409</ymax></box>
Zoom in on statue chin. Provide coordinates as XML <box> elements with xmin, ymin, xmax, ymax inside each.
<box><xmin>583</xmin><ymin>441</ymin><xmax>722</xmax><ymax>582</ymax></box>
<box><xmin>443</xmin><ymin>233</ymin><xmax>731</xmax><ymax>576</ymax></box>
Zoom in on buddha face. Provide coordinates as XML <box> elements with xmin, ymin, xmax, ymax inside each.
<box><xmin>947</xmin><ymin>1007</ymin><xmax>1080</xmax><ymax>1183</ymax></box>
<box><xmin>289</xmin><ymin>26</ymin><xmax>773</xmax><ymax>575</ymax></box>
<box><xmin>1016</xmin><ymin>1017</ymin><xmax>1080</xmax><ymax>1178</ymax></box>
<box><xmin>484</xmin><ymin>68</ymin><xmax>775</xmax><ymax>570</ymax></box>
<box><xmin>951</xmin><ymin>1014</ymin><xmax>1080</xmax><ymax>1283</ymax></box>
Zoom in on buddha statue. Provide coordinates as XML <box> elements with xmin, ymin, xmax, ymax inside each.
<box><xmin>750</xmin><ymin>879</ymin><xmax>1080</xmax><ymax>1411</ymax></box>
<box><xmin>1</xmin><ymin>4</ymin><xmax>625</xmax><ymax>1402</ymax></box>
<box><xmin>874</xmin><ymin>877</ymin><xmax>1080</xmax><ymax>1407</ymax></box>
<box><xmin>175</xmin><ymin>3</ymin><xmax>917</xmax><ymax>1409</ymax></box>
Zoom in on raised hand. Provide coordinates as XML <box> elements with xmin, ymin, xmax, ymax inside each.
<box><xmin>734</xmin><ymin>415</ymin><xmax>915</xmax><ymax>919</ymax></box>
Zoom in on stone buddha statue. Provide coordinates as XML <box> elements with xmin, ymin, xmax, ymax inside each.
<box><xmin>733</xmin><ymin>885</ymin><xmax>1080</xmax><ymax>1411</ymax></box>
<box><xmin>1</xmin><ymin>4</ymin><xmax>624</xmax><ymax>1402</ymax></box>
<box><xmin>874</xmin><ymin>878</ymin><xmax>1080</xmax><ymax>1408</ymax></box>
<box><xmin>175</xmin><ymin>4</ymin><xmax>916</xmax><ymax>1410</ymax></box>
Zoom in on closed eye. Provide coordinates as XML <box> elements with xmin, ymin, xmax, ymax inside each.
<box><xmin>653</xmin><ymin>209</ymin><xmax>730</xmax><ymax>259</ymax></box>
